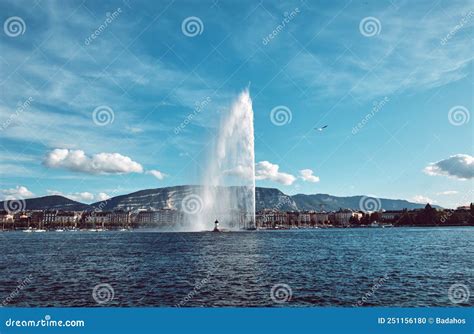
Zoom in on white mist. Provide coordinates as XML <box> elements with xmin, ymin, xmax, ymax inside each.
<box><xmin>195</xmin><ymin>88</ymin><xmax>256</xmax><ymax>231</ymax></box>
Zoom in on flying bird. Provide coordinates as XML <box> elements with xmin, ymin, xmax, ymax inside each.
<box><xmin>315</xmin><ymin>125</ymin><xmax>328</xmax><ymax>131</ymax></box>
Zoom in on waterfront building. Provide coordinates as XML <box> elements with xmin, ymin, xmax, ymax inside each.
<box><xmin>42</xmin><ymin>210</ymin><xmax>58</xmax><ymax>229</ymax></box>
<box><xmin>313</xmin><ymin>212</ymin><xmax>329</xmax><ymax>225</ymax></box>
<box><xmin>84</xmin><ymin>211</ymin><xmax>110</xmax><ymax>229</ymax></box>
<box><xmin>14</xmin><ymin>212</ymin><xmax>30</xmax><ymax>229</ymax></box>
<box><xmin>134</xmin><ymin>210</ymin><xmax>156</xmax><ymax>226</ymax></box>
<box><xmin>380</xmin><ymin>210</ymin><xmax>402</xmax><ymax>222</ymax></box>
<box><xmin>0</xmin><ymin>210</ymin><xmax>14</xmax><ymax>229</ymax></box>
<box><xmin>288</xmin><ymin>211</ymin><xmax>300</xmax><ymax>227</ymax></box>
<box><xmin>109</xmin><ymin>210</ymin><xmax>131</xmax><ymax>228</ymax></box>
<box><xmin>55</xmin><ymin>211</ymin><xmax>82</xmax><ymax>228</ymax></box>
<box><xmin>299</xmin><ymin>211</ymin><xmax>312</xmax><ymax>227</ymax></box>
<box><xmin>256</xmin><ymin>209</ymin><xmax>288</xmax><ymax>228</ymax></box>
<box><xmin>334</xmin><ymin>209</ymin><xmax>362</xmax><ymax>226</ymax></box>
<box><xmin>133</xmin><ymin>208</ymin><xmax>184</xmax><ymax>228</ymax></box>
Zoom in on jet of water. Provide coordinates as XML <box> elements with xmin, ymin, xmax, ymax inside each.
<box><xmin>195</xmin><ymin>88</ymin><xmax>256</xmax><ymax>231</ymax></box>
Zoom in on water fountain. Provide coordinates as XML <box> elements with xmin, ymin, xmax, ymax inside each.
<box><xmin>195</xmin><ymin>88</ymin><xmax>256</xmax><ymax>231</ymax></box>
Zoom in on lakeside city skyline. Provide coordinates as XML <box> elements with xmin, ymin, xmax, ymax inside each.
<box><xmin>1</xmin><ymin>0</ymin><xmax>473</xmax><ymax>210</ymax></box>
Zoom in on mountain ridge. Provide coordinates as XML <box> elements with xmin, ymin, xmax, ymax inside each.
<box><xmin>0</xmin><ymin>186</ymin><xmax>441</xmax><ymax>212</ymax></box>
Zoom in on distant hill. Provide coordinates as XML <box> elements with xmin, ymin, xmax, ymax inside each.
<box><xmin>91</xmin><ymin>185</ymin><xmax>298</xmax><ymax>212</ymax></box>
<box><xmin>291</xmin><ymin>193</ymin><xmax>439</xmax><ymax>211</ymax></box>
<box><xmin>0</xmin><ymin>195</ymin><xmax>91</xmax><ymax>211</ymax></box>
<box><xmin>1</xmin><ymin>187</ymin><xmax>439</xmax><ymax>212</ymax></box>
<box><xmin>255</xmin><ymin>187</ymin><xmax>298</xmax><ymax>211</ymax></box>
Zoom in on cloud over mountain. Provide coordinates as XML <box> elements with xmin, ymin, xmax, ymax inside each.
<box><xmin>424</xmin><ymin>154</ymin><xmax>474</xmax><ymax>180</ymax></box>
<box><xmin>255</xmin><ymin>161</ymin><xmax>296</xmax><ymax>185</ymax></box>
<box><xmin>0</xmin><ymin>185</ymin><xmax>34</xmax><ymax>200</ymax></box>
<box><xmin>44</xmin><ymin>149</ymin><xmax>143</xmax><ymax>175</ymax></box>
<box><xmin>147</xmin><ymin>170</ymin><xmax>166</xmax><ymax>180</ymax></box>
<box><xmin>299</xmin><ymin>169</ymin><xmax>320</xmax><ymax>183</ymax></box>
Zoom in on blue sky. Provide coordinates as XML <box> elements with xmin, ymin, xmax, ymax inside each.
<box><xmin>0</xmin><ymin>0</ymin><xmax>472</xmax><ymax>208</ymax></box>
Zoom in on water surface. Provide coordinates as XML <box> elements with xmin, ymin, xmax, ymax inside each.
<box><xmin>0</xmin><ymin>228</ymin><xmax>472</xmax><ymax>307</ymax></box>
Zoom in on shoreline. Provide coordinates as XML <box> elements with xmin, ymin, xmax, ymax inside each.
<box><xmin>1</xmin><ymin>224</ymin><xmax>473</xmax><ymax>233</ymax></box>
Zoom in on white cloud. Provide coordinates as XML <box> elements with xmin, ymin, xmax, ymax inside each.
<box><xmin>225</xmin><ymin>162</ymin><xmax>298</xmax><ymax>185</ymax></box>
<box><xmin>255</xmin><ymin>161</ymin><xmax>296</xmax><ymax>185</ymax></box>
<box><xmin>147</xmin><ymin>169</ymin><xmax>166</xmax><ymax>180</ymax></box>
<box><xmin>436</xmin><ymin>190</ymin><xmax>459</xmax><ymax>195</ymax></box>
<box><xmin>1</xmin><ymin>186</ymin><xmax>34</xmax><ymax>200</ymax></box>
<box><xmin>97</xmin><ymin>192</ymin><xmax>111</xmax><ymax>201</ymax></box>
<box><xmin>299</xmin><ymin>169</ymin><xmax>320</xmax><ymax>183</ymax></box>
<box><xmin>412</xmin><ymin>195</ymin><xmax>436</xmax><ymax>204</ymax></box>
<box><xmin>44</xmin><ymin>149</ymin><xmax>143</xmax><ymax>174</ymax></box>
<box><xmin>47</xmin><ymin>190</ymin><xmax>95</xmax><ymax>202</ymax></box>
<box><xmin>424</xmin><ymin>154</ymin><xmax>474</xmax><ymax>180</ymax></box>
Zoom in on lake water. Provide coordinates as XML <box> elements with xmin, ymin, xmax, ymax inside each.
<box><xmin>0</xmin><ymin>227</ymin><xmax>472</xmax><ymax>307</ymax></box>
